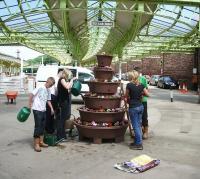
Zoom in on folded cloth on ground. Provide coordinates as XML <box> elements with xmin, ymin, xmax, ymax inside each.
<box><xmin>114</xmin><ymin>154</ymin><xmax>160</xmax><ymax>173</ymax></box>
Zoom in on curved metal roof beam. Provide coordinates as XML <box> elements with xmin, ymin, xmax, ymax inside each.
<box><xmin>0</xmin><ymin>1</ymin><xmax>71</xmax><ymax>63</ymax></box>
<box><xmin>0</xmin><ymin>0</ymin><xmax>80</xmax><ymax>63</ymax></box>
<box><xmin>116</xmin><ymin>0</ymin><xmax>200</xmax><ymax>6</ymax></box>
<box><xmin>1</xmin><ymin>1</ymin><xmax>191</xmax><ymax>61</ymax></box>
<box><xmin>124</xmin><ymin>26</ymin><xmax>199</xmax><ymax>60</ymax></box>
<box><xmin>0</xmin><ymin>17</ymin><xmax>11</xmax><ymax>34</ymax></box>
<box><xmin>0</xmin><ymin>0</ymin><xmax>199</xmax><ymax>64</ymax></box>
<box><xmin>123</xmin><ymin>4</ymin><xmax>199</xmax><ymax>60</ymax></box>
<box><xmin>59</xmin><ymin>0</ymin><xmax>87</xmax><ymax>61</ymax></box>
<box><xmin>156</xmin><ymin>6</ymin><xmax>183</xmax><ymax>36</ymax></box>
<box><xmin>17</xmin><ymin>0</ymin><xmax>33</xmax><ymax>29</ymax></box>
<box><xmin>81</xmin><ymin>1</ymin><xmax>115</xmax><ymax>61</ymax></box>
<box><xmin>110</xmin><ymin>3</ymin><xmax>144</xmax><ymax>57</ymax></box>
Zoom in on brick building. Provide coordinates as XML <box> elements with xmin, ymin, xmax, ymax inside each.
<box><xmin>112</xmin><ymin>52</ymin><xmax>196</xmax><ymax>89</ymax></box>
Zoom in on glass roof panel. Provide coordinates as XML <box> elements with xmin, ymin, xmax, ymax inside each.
<box><xmin>5</xmin><ymin>18</ymin><xmax>26</xmax><ymax>27</ymax></box>
<box><xmin>0</xmin><ymin>1</ymin><xmax>199</xmax><ymax>63</ymax></box>
<box><xmin>170</xmin><ymin>26</ymin><xmax>190</xmax><ymax>33</ymax></box>
<box><xmin>153</xmin><ymin>16</ymin><xmax>175</xmax><ymax>25</ymax></box>
<box><xmin>5</xmin><ymin>0</ymin><xmax>18</xmax><ymax>6</ymax></box>
<box><xmin>182</xmin><ymin>7</ymin><xmax>198</xmax><ymax>14</ymax></box>
<box><xmin>21</xmin><ymin>2</ymin><xmax>32</xmax><ymax>11</ymax></box>
<box><xmin>0</xmin><ymin>8</ymin><xmax>10</xmax><ymax>19</ymax></box>
<box><xmin>28</xmin><ymin>0</ymin><xmax>41</xmax><ymax>7</ymax></box>
<box><xmin>151</xmin><ymin>19</ymin><xmax>171</xmax><ymax>28</ymax></box>
<box><xmin>174</xmin><ymin>22</ymin><xmax>192</xmax><ymax>31</ymax></box>
<box><xmin>7</xmin><ymin>6</ymin><xmax>20</xmax><ymax>14</ymax></box>
<box><xmin>123</xmin><ymin>4</ymin><xmax>199</xmax><ymax>59</ymax></box>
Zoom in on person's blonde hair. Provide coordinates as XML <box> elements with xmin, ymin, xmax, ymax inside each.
<box><xmin>62</xmin><ymin>68</ymin><xmax>72</xmax><ymax>80</ymax></box>
<box><xmin>128</xmin><ymin>70</ymin><xmax>139</xmax><ymax>84</ymax></box>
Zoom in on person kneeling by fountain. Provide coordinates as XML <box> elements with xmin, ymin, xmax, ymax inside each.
<box><xmin>125</xmin><ymin>71</ymin><xmax>149</xmax><ymax>150</ymax></box>
<box><xmin>65</xmin><ymin>116</ymin><xmax>76</xmax><ymax>138</ymax></box>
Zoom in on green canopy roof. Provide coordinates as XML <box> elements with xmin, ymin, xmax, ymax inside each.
<box><xmin>0</xmin><ymin>0</ymin><xmax>199</xmax><ymax>65</ymax></box>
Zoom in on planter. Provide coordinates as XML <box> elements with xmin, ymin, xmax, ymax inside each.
<box><xmin>74</xmin><ymin>121</ymin><xmax>128</xmax><ymax>142</ymax></box>
<box><xmin>83</xmin><ymin>95</ymin><xmax>121</xmax><ymax>109</ymax></box>
<box><xmin>96</xmin><ymin>55</ymin><xmax>112</xmax><ymax>67</ymax></box>
<box><xmin>76</xmin><ymin>54</ymin><xmax>126</xmax><ymax>144</ymax></box>
<box><xmin>88</xmin><ymin>81</ymin><xmax>120</xmax><ymax>94</ymax></box>
<box><xmin>78</xmin><ymin>107</ymin><xmax>125</xmax><ymax>123</ymax></box>
<box><xmin>94</xmin><ymin>67</ymin><xmax>113</xmax><ymax>81</ymax></box>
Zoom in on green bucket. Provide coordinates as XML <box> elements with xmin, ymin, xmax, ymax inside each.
<box><xmin>17</xmin><ymin>107</ymin><xmax>31</xmax><ymax>122</ymax></box>
<box><xmin>71</xmin><ymin>80</ymin><xmax>82</xmax><ymax>96</ymax></box>
<box><xmin>44</xmin><ymin>133</ymin><xmax>57</xmax><ymax>146</ymax></box>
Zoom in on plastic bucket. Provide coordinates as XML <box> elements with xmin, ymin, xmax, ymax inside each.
<box><xmin>71</xmin><ymin>80</ymin><xmax>82</xmax><ymax>96</ymax></box>
<box><xmin>44</xmin><ymin>133</ymin><xmax>57</xmax><ymax>146</ymax></box>
<box><xmin>17</xmin><ymin>107</ymin><xmax>31</xmax><ymax>122</ymax></box>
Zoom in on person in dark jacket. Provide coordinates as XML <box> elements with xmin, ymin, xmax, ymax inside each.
<box><xmin>45</xmin><ymin>69</ymin><xmax>63</xmax><ymax>134</ymax></box>
<box><xmin>56</xmin><ymin>68</ymin><xmax>76</xmax><ymax>142</ymax></box>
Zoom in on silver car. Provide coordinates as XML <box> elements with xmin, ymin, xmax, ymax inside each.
<box><xmin>149</xmin><ymin>75</ymin><xmax>160</xmax><ymax>86</ymax></box>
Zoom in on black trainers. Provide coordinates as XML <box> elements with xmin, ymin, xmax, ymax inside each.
<box><xmin>129</xmin><ymin>143</ymin><xmax>143</xmax><ymax>150</ymax></box>
<box><xmin>55</xmin><ymin>137</ymin><xmax>67</xmax><ymax>144</ymax></box>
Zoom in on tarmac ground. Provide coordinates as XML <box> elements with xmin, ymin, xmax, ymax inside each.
<box><xmin>0</xmin><ymin>86</ymin><xmax>200</xmax><ymax>179</ymax></box>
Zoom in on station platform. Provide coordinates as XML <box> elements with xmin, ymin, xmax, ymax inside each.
<box><xmin>0</xmin><ymin>86</ymin><xmax>199</xmax><ymax>179</ymax></box>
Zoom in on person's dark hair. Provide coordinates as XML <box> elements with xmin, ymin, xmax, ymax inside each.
<box><xmin>58</xmin><ymin>68</ymin><xmax>63</xmax><ymax>74</ymax></box>
<box><xmin>133</xmin><ymin>66</ymin><xmax>140</xmax><ymax>71</ymax></box>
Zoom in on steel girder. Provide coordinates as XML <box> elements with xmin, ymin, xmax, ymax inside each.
<box><xmin>122</xmin><ymin>3</ymin><xmax>199</xmax><ymax>62</ymax></box>
<box><xmin>114</xmin><ymin>0</ymin><xmax>200</xmax><ymax>6</ymax></box>
<box><xmin>0</xmin><ymin>0</ymin><xmax>199</xmax><ymax>65</ymax></box>
<box><xmin>0</xmin><ymin>0</ymin><xmax>71</xmax><ymax>63</ymax></box>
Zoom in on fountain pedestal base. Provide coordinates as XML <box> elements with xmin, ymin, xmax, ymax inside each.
<box><xmin>74</xmin><ymin>121</ymin><xmax>128</xmax><ymax>144</ymax></box>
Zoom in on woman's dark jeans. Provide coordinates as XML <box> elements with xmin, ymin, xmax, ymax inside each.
<box><xmin>129</xmin><ymin>105</ymin><xmax>144</xmax><ymax>145</ymax></box>
<box><xmin>33</xmin><ymin>110</ymin><xmax>46</xmax><ymax>138</ymax></box>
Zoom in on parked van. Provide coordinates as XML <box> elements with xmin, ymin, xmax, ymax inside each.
<box><xmin>35</xmin><ymin>65</ymin><xmax>94</xmax><ymax>101</ymax></box>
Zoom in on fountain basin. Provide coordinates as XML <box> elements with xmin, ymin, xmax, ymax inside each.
<box><xmin>83</xmin><ymin>95</ymin><xmax>121</xmax><ymax>109</ymax></box>
<box><xmin>87</xmin><ymin>81</ymin><xmax>120</xmax><ymax>94</ymax></box>
<box><xmin>74</xmin><ymin>121</ymin><xmax>128</xmax><ymax>143</ymax></box>
<box><xmin>94</xmin><ymin>67</ymin><xmax>113</xmax><ymax>81</ymax></box>
<box><xmin>78</xmin><ymin>107</ymin><xmax>125</xmax><ymax>123</ymax></box>
<box><xmin>96</xmin><ymin>55</ymin><xmax>112</xmax><ymax>67</ymax></box>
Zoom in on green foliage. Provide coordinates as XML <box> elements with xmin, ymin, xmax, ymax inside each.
<box><xmin>26</xmin><ymin>55</ymin><xmax>59</xmax><ymax>65</ymax></box>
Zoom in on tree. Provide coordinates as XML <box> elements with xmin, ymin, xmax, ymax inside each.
<box><xmin>26</xmin><ymin>55</ymin><xmax>59</xmax><ymax>66</ymax></box>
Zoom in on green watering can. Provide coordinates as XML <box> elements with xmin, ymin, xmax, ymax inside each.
<box><xmin>71</xmin><ymin>80</ymin><xmax>82</xmax><ymax>96</ymax></box>
<box><xmin>17</xmin><ymin>107</ymin><xmax>31</xmax><ymax>122</ymax></box>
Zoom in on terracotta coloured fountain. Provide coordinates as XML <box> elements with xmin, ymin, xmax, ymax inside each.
<box><xmin>74</xmin><ymin>55</ymin><xmax>128</xmax><ymax>144</ymax></box>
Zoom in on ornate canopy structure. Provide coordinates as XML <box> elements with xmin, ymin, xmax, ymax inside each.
<box><xmin>0</xmin><ymin>0</ymin><xmax>199</xmax><ymax>65</ymax></box>
<box><xmin>0</xmin><ymin>52</ymin><xmax>21</xmax><ymax>67</ymax></box>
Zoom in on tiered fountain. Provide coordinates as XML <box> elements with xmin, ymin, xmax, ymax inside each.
<box><xmin>74</xmin><ymin>55</ymin><xmax>128</xmax><ymax>144</ymax></box>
